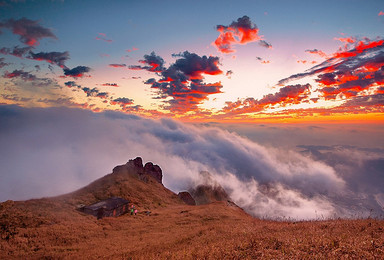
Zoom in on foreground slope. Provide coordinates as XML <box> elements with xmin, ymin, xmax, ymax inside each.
<box><xmin>1</xmin><ymin>158</ymin><xmax>383</xmax><ymax>259</ymax></box>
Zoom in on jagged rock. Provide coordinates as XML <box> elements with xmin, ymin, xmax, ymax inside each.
<box><xmin>112</xmin><ymin>157</ymin><xmax>163</xmax><ymax>184</ymax></box>
<box><xmin>130</xmin><ymin>157</ymin><xmax>144</xmax><ymax>169</ymax></box>
<box><xmin>178</xmin><ymin>191</ymin><xmax>196</xmax><ymax>205</ymax></box>
<box><xmin>144</xmin><ymin>162</ymin><xmax>163</xmax><ymax>184</ymax></box>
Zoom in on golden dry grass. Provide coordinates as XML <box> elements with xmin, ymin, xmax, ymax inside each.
<box><xmin>1</xmin><ymin>167</ymin><xmax>383</xmax><ymax>259</ymax></box>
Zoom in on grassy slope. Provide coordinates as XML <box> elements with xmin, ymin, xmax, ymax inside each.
<box><xmin>1</xmin><ymin>165</ymin><xmax>383</xmax><ymax>259</ymax></box>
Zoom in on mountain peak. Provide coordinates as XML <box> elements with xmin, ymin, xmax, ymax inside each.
<box><xmin>112</xmin><ymin>156</ymin><xmax>163</xmax><ymax>184</ymax></box>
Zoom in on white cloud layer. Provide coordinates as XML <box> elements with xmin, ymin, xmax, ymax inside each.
<box><xmin>0</xmin><ymin>105</ymin><xmax>383</xmax><ymax>219</ymax></box>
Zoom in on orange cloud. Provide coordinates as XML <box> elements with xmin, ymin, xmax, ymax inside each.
<box><xmin>334</xmin><ymin>37</ymin><xmax>356</xmax><ymax>44</ymax></box>
<box><xmin>213</xmin><ymin>16</ymin><xmax>264</xmax><ymax>54</ymax></box>
<box><xmin>222</xmin><ymin>84</ymin><xmax>312</xmax><ymax>114</ymax></box>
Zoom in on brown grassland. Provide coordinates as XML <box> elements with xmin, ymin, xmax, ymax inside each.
<box><xmin>1</xmin><ymin>164</ymin><xmax>383</xmax><ymax>259</ymax></box>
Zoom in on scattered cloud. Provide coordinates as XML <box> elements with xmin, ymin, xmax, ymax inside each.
<box><xmin>0</xmin><ymin>57</ymin><xmax>9</xmax><ymax>68</ymax></box>
<box><xmin>128</xmin><ymin>51</ymin><xmax>165</xmax><ymax>72</ymax></box>
<box><xmin>378</xmin><ymin>11</ymin><xmax>384</xmax><ymax>16</ymax></box>
<box><xmin>95</xmin><ymin>32</ymin><xmax>112</xmax><ymax>43</ymax></box>
<box><xmin>63</xmin><ymin>65</ymin><xmax>91</xmax><ymax>78</ymax></box>
<box><xmin>1</xmin><ymin>94</ymin><xmax>32</xmax><ymax>103</ymax></box>
<box><xmin>2</xmin><ymin>69</ymin><xmax>59</xmax><ymax>88</ymax></box>
<box><xmin>64</xmin><ymin>81</ymin><xmax>107</xmax><ymax>99</ymax></box>
<box><xmin>258</xmin><ymin>40</ymin><xmax>272</xmax><ymax>49</ymax></box>
<box><xmin>28</xmin><ymin>51</ymin><xmax>70</xmax><ymax>68</ymax></box>
<box><xmin>101</xmin><ymin>83</ymin><xmax>119</xmax><ymax>87</ymax></box>
<box><xmin>109</xmin><ymin>63</ymin><xmax>126</xmax><ymax>68</ymax></box>
<box><xmin>3</xmin><ymin>69</ymin><xmax>36</xmax><ymax>81</ymax></box>
<box><xmin>256</xmin><ymin>56</ymin><xmax>270</xmax><ymax>64</ymax></box>
<box><xmin>305</xmin><ymin>48</ymin><xmax>328</xmax><ymax>58</ymax></box>
<box><xmin>126</xmin><ymin>47</ymin><xmax>138</xmax><ymax>52</ymax></box>
<box><xmin>334</xmin><ymin>36</ymin><xmax>356</xmax><ymax>44</ymax></box>
<box><xmin>0</xmin><ymin>46</ymin><xmax>70</xmax><ymax>69</ymax></box>
<box><xmin>0</xmin><ymin>45</ymin><xmax>33</xmax><ymax>57</ymax></box>
<box><xmin>213</xmin><ymin>15</ymin><xmax>269</xmax><ymax>53</ymax></box>
<box><xmin>0</xmin><ymin>17</ymin><xmax>57</xmax><ymax>46</ymax></box>
<box><xmin>110</xmin><ymin>97</ymin><xmax>134</xmax><ymax>108</ymax></box>
<box><xmin>81</xmin><ymin>87</ymin><xmax>108</xmax><ymax>98</ymax></box>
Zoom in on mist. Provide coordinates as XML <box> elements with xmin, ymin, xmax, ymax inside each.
<box><xmin>1</xmin><ymin>105</ymin><xmax>383</xmax><ymax>219</ymax></box>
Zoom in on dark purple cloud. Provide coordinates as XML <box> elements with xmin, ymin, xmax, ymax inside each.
<box><xmin>128</xmin><ymin>51</ymin><xmax>165</xmax><ymax>72</ymax></box>
<box><xmin>0</xmin><ymin>46</ymin><xmax>70</xmax><ymax>69</ymax></box>
<box><xmin>110</xmin><ymin>97</ymin><xmax>134</xmax><ymax>108</ymax></box>
<box><xmin>2</xmin><ymin>69</ymin><xmax>59</xmax><ymax>87</ymax></box>
<box><xmin>101</xmin><ymin>83</ymin><xmax>119</xmax><ymax>87</ymax></box>
<box><xmin>28</xmin><ymin>51</ymin><xmax>70</xmax><ymax>68</ymax></box>
<box><xmin>136</xmin><ymin>51</ymin><xmax>223</xmax><ymax>112</ymax></box>
<box><xmin>3</xmin><ymin>69</ymin><xmax>36</xmax><ymax>81</ymax></box>
<box><xmin>81</xmin><ymin>87</ymin><xmax>108</xmax><ymax>98</ymax></box>
<box><xmin>258</xmin><ymin>40</ymin><xmax>272</xmax><ymax>49</ymax></box>
<box><xmin>0</xmin><ymin>17</ymin><xmax>57</xmax><ymax>46</ymax></box>
<box><xmin>63</xmin><ymin>66</ymin><xmax>91</xmax><ymax>78</ymax></box>
<box><xmin>109</xmin><ymin>63</ymin><xmax>126</xmax><ymax>68</ymax></box>
<box><xmin>0</xmin><ymin>57</ymin><xmax>9</xmax><ymax>68</ymax></box>
<box><xmin>64</xmin><ymin>81</ymin><xmax>78</xmax><ymax>88</ymax></box>
<box><xmin>0</xmin><ymin>46</ymin><xmax>33</xmax><ymax>57</ymax></box>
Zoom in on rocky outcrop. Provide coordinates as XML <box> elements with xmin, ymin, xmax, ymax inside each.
<box><xmin>178</xmin><ymin>191</ymin><xmax>196</xmax><ymax>205</ymax></box>
<box><xmin>189</xmin><ymin>184</ymin><xmax>230</xmax><ymax>205</ymax></box>
<box><xmin>112</xmin><ymin>157</ymin><xmax>162</xmax><ymax>184</ymax></box>
<box><xmin>143</xmin><ymin>162</ymin><xmax>162</xmax><ymax>184</ymax></box>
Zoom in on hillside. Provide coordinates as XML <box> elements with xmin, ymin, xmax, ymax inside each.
<box><xmin>1</xmin><ymin>157</ymin><xmax>383</xmax><ymax>259</ymax></box>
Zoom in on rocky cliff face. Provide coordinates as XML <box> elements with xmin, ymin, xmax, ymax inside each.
<box><xmin>112</xmin><ymin>157</ymin><xmax>163</xmax><ymax>184</ymax></box>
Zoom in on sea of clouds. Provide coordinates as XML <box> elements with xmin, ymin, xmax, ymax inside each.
<box><xmin>1</xmin><ymin>105</ymin><xmax>383</xmax><ymax>219</ymax></box>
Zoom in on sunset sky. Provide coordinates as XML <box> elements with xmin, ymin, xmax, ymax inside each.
<box><xmin>1</xmin><ymin>0</ymin><xmax>384</xmax><ymax>218</ymax></box>
<box><xmin>1</xmin><ymin>0</ymin><xmax>383</xmax><ymax>123</ymax></box>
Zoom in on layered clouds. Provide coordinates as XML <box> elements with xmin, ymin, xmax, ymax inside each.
<box><xmin>1</xmin><ymin>105</ymin><xmax>383</xmax><ymax>219</ymax></box>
